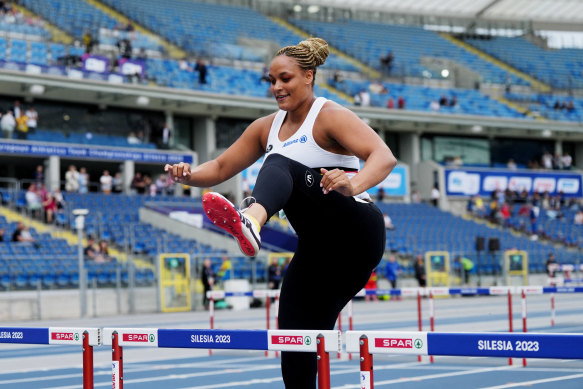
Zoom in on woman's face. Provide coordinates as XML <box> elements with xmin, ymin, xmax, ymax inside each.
<box><xmin>269</xmin><ymin>55</ymin><xmax>313</xmax><ymax>111</ymax></box>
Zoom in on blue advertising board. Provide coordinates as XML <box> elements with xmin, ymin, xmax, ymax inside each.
<box><xmin>0</xmin><ymin>327</ymin><xmax>48</xmax><ymax>344</ymax></box>
<box><xmin>158</xmin><ymin>329</ymin><xmax>268</xmax><ymax>350</ymax></box>
<box><xmin>445</xmin><ymin>168</ymin><xmax>582</xmax><ymax>197</ymax></box>
<box><xmin>428</xmin><ymin>332</ymin><xmax>583</xmax><ymax>359</ymax></box>
<box><xmin>0</xmin><ymin>141</ymin><xmax>193</xmax><ymax>164</ymax></box>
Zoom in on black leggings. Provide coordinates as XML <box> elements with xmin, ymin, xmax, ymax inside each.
<box><xmin>252</xmin><ymin>154</ymin><xmax>386</xmax><ymax>388</ymax></box>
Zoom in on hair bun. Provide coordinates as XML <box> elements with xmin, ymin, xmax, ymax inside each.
<box><xmin>298</xmin><ymin>37</ymin><xmax>329</xmax><ymax>67</ymax></box>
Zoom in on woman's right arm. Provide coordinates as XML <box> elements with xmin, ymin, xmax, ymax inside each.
<box><xmin>164</xmin><ymin>115</ymin><xmax>272</xmax><ymax>187</ymax></box>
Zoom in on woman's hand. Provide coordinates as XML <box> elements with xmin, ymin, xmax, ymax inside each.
<box><xmin>320</xmin><ymin>168</ymin><xmax>354</xmax><ymax>197</ymax></box>
<box><xmin>164</xmin><ymin>162</ymin><xmax>192</xmax><ymax>183</ymax></box>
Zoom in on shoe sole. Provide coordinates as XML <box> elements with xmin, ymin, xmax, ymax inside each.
<box><xmin>202</xmin><ymin>192</ymin><xmax>257</xmax><ymax>256</ymax></box>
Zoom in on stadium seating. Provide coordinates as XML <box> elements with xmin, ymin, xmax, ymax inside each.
<box><xmin>464</xmin><ymin>36</ymin><xmax>583</xmax><ymax>90</ymax></box>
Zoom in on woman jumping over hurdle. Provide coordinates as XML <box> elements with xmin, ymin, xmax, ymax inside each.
<box><xmin>165</xmin><ymin>37</ymin><xmax>396</xmax><ymax>389</ymax></box>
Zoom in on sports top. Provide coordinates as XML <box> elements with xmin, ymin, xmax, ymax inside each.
<box><xmin>265</xmin><ymin>97</ymin><xmax>371</xmax><ymax>200</ymax></box>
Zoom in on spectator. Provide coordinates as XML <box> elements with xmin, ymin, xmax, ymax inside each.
<box><xmin>397</xmin><ymin>95</ymin><xmax>406</xmax><ymax>109</ymax></box>
<box><xmin>380</xmin><ymin>51</ymin><xmax>394</xmax><ymax>74</ymax></box>
<box><xmin>431</xmin><ymin>184</ymin><xmax>440</xmax><ymax>207</ymax></box>
<box><xmin>201</xmin><ymin>258</ymin><xmax>216</xmax><ymax>308</ymax></box>
<box><xmin>155</xmin><ymin>174</ymin><xmax>169</xmax><ymax>195</ymax></box>
<box><xmin>0</xmin><ymin>109</ymin><xmax>15</xmax><ymax>139</ymax></box>
<box><xmin>160</xmin><ymin>123</ymin><xmax>171</xmax><ymax>149</ymax></box>
<box><xmin>383</xmin><ymin>212</ymin><xmax>395</xmax><ymax>230</ymax></box>
<box><xmin>439</xmin><ymin>94</ymin><xmax>448</xmax><ymax>106</ymax></box>
<box><xmin>116</xmin><ymin>38</ymin><xmax>132</xmax><ymax>59</ymax></box>
<box><xmin>84</xmin><ymin>236</ymin><xmax>98</xmax><ymax>260</ymax></box>
<box><xmin>12</xmin><ymin>222</ymin><xmax>35</xmax><ymax>243</ymax></box>
<box><xmin>0</xmin><ymin>228</ymin><xmax>5</xmax><ymax>242</ymax></box>
<box><xmin>454</xmin><ymin>256</ymin><xmax>474</xmax><ymax>285</ymax></box>
<box><xmin>195</xmin><ymin>59</ymin><xmax>207</xmax><ymax>84</ymax></box>
<box><xmin>414</xmin><ymin>254</ymin><xmax>426</xmax><ymax>287</ymax></box>
<box><xmin>386</xmin><ymin>97</ymin><xmax>395</xmax><ymax>109</ymax></box>
<box><xmin>33</xmin><ymin>164</ymin><xmax>44</xmax><ymax>186</ymax></box>
<box><xmin>411</xmin><ymin>189</ymin><xmax>421</xmax><ymax>203</ymax></box>
<box><xmin>15</xmin><ymin>110</ymin><xmax>28</xmax><ymax>139</ymax></box>
<box><xmin>83</xmin><ymin>29</ymin><xmax>95</xmax><ymax>53</ymax></box>
<box><xmin>541</xmin><ymin>151</ymin><xmax>553</xmax><ymax>169</ymax></box>
<box><xmin>95</xmin><ymin>240</ymin><xmax>112</xmax><ymax>263</ymax></box>
<box><xmin>566</xmin><ymin>100</ymin><xmax>575</xmax><ymax>112</ymax></box>
<box><xmin>12</xmin><ymin>100</ymin><xmax>21</xmax><ymax>119</ymax></box>
<box><xmin>451</xmin><ymin>155</ymin><xmax>463</xmax><ymax>167</ymax></box>
<box><xmin>100</xmin><ymin>170</ymin><xmax>113</xmax><ymax>194</ymax></box>
<box><xmin>429</xmin><ymin>99</ymin><xmax>440</xmax><ymax>111</ymax></box>
<box><xmin>364</xmin><ymin>268</ymin><xmax>378</xmax><ymax>301</ymax></box>
<box><xmin>561</xmin><ymin>152</ymin><xmax>572</xmax><ymax>170</ymax></box>
<box><xmin>25</xmin><ymin>106</ymin><xmax>38</xmax><ymax>134</ymax></box>
<box><xmin>25</xmin><ymin>183</ymin><xmax>41</xmax><ymax>218</ymax></box>
<box><xmin>136</xmin><ymin>48</ymin><xmax>147</xmax><ymax>61</ymax></box>
<box><xmin>385</xmin><ymin>254</ymin><xmax>401</xmax><ymax>291</ymax></box>
<box><xmin>268</xmin><ymin>257</ymin><xmax>282</xmax><ymax>297</ymax></box>
<box><xmin>546</xmin><ymin>253</ymin><xmax>558</xmax><ymax>281</ymax></box>
<box><xmin>131</xmin><ymin>172</ymin><xmax>146</xmax><ymax>194</ymax></box>
<box><xmin>449</xmin><ymin>95</ymin><xmax>458</xmax><ymax>108</ymax></box>
<box><xmin>217</xmin><ymin>256</ymin><xmax>232</xmax><ymax>281</ymax></box>
<box><xmin>332</xmin><ymin>69</ymin><xmax>342</xmax><ymax>84</ymax></box>
<box><xmin>42</xmin><ymin>192</ymin><xmax>57</xmax><ymax>224</ymax></box>
<box><xmin>112</xmin><ymin>172</ymin><xmax>123</xmax><ymax>193</ymax></box>
<box><xmin>127</xmin><ymin>131</ymin><xmax>141</xmax><ymax>145</ymax></box>
<box><xmin>354</xmin><ymin>89</ymin><xmax>370</xmax><ymax>107</ymax></box>
<box><xmin>260</xmin><ymin>66</ymin><xmax>270</xmax><ymax>83</ymax></box>
<box><xmin>78</xmin><ymin>167</ymin><xmax>89</xmax><ymax>194</ymax></box>
<box><xmin>53</xmin><ymin>188</ymin><xmax>65</xmax><ymax>211</ymax></box>
<box><xmin>65</xmin><ymin>165</ymin><xmax>80</xmax><ymax>192</ymax></box>
<box><xmin>507</xmin><ymin>158</ymin><xmax>517</xmax><ymax>170</ymax></box>
<box><xmin>575</xmin><ymin>209</ymin><xmax>583</xmax><ymax>225</ymax></box>
<box><xmin>377</xmin><ymin>187</ymin><xmax>385</xmax><ymax>202</ymax></box>
<box><xmin>553</xmin><ymin>99</ymin><xmax>561</xmax><ymax>110</ymax></box>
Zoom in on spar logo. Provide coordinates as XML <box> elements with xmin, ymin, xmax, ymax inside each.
<box><xmin>123</xmin><ymin>333</ymin><xmax>155</xmax><ymax>342</ymax></box>
<box><xmin>375</xmin><ymin>338</ymin><xmax>422</xmax><ymax>349</ymax></box>
<box><xmin>51</xmin><ymin>332</ymin><xmax>79</xmax><ymax>341</ymax></box>
<box><xmin>272</xmin><ymin>335</ymin><xmax>312</xmax><ymax>346</ymax></box>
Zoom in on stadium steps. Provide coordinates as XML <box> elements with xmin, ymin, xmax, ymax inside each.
<box><xmin>90</xmin><ymin>0</ymin><xmax>186</xmax><ymax>59</ymax></box>
<box><xmin>11</xmin><ymin>3</ymin><xmax>73</xmax><ymax>44</ymax></box>
<box><xmin>0</xmin><ymin>206</ymin><xmax>153</xmax><ymax>270</ymax></box>
<box><xmin>440</xmin><ymin>33</ymin><xmax>551</xmax><ymax>93</ymax></box>
<box><xmin>269</xmin><ymin>16</ymin><xmax>381</xmax><ymax>80</ymax></box>
<box><xmin>493</xmin><ymin>95</ymin><xmax>543</xmax><ymax>120</ymax></box>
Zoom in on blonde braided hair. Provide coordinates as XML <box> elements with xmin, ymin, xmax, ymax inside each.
<box><xmin>275</xmin><ymin>37</ymin><xmax>329</xmax><ymax>85</ymax></box>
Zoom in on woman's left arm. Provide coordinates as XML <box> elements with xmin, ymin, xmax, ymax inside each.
<box><xmin>318</xmin><ymin>103</ymin><xmax>397</xmax><ymax>196</ymax></box>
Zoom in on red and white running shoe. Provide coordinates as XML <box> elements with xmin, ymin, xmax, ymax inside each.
<box><xmin>202</xmin><ymin>192</ymin><xmax>261</xmax><ymax>257</ymax></box>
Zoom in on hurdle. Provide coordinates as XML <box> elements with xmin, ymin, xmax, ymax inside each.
<box><xmin>346</xmin><ymin>330</ymin><xmax>583</xmax><ymax>388</ymax></box>
<box><xmin>103</xmin><ymin>328</ymin><xmax>340</xmax><ymax>389</ymax></box>
<box><xmin>0</xmin><ymin>326</ymin><xmax>101</xmax><ymax>389</ymax></box>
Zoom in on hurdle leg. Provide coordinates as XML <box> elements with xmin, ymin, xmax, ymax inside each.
<box><xmin>348</xmin><ymin>299</ymin><xmax>354</xmax><ymax>360</ymax></box>
<box><xmin>265</xmin><ymin>296</ymin><xmax>271</xmax><ymax>357</ymax></box>
<box><xmin>82</xmin><ymin>330</ymin><xmax>94</xmax><ymax>389</ymax></box>
<box><xmin>359</xmin><ymin>335</ymin><xmax>373</xmax><ymax>389</ymax></box>
<box><xmin>316</xmin><ymin>334</ymin><xmax>331</xmax><ymax>389</ymax></box>
<box><xmin>112</xmin><ymin>331</ymin><xmax>123</xmax><ymax>389</ymax></box>
<box><xmin>507</xmin><ymin>289</ymin><xmax>513</xmax><ymax>366</ymax></box>
<box><xmin>417</xmin><ymin>290</ymin><xmax>422</xmax><ymax>362</ymax></box>
<box><xmin>521</xmin><ymin>290</ymin><xmax>527</xmax><ymax>367</ymax></box>
<box><xmin>337</xmin><ymin>311</ymin><xmax>342</xmax><ymax>359</ymax></box>
<box><xmin>550</xmin><ymin>293</ymin><xmax>555</xmax><ymax>327</ymax></box>
<box><xmin>429</xmin><ymin>291</ymin><xmax>435</xmax><ymax>364</ymax></box>
<box><xmin>209</xmin><ymin>297</ymin><xmax>214</xmax><ymax>356</ymax></box>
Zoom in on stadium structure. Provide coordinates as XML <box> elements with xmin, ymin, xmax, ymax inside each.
<box><xmin>0</xmin><ymin>0</ymin><xmax>582</xmax><ymax>320</ymax></box>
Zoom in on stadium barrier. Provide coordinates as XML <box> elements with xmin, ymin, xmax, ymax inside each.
<box><xmin>102</xmin><ymin>328</ymin><xmax>341</xmax><ymax>389</ymax></box>
<box><xmin>0</xmin><ymin>327</ymin><xmax>101</xmax><ymax>389</ymax></box>
<box><xmin>345</xmin><ymin>330</ymin><xmax>583</xmax><ymax>389</ymax></box>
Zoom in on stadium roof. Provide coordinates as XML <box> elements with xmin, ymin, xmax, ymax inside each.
<box><xmin>276</xmin><ymin>0</ymin><xmax>583</xmax><ymax>31</ymax></box>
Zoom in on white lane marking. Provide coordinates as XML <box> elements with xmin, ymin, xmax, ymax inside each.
<box><xmin>479</xmin><ymin>373</ymin><xmax>583</xmax><ymax>388</ymax></box>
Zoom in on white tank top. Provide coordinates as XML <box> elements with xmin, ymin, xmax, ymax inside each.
<box><xmin>265</xmin><ymin>97</ymin><xmax>371</xmax><ymax>201</ymax></box>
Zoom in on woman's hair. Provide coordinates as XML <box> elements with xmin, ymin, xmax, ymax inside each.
<box><xmin>275</xmin><ymin>37</ymin><xmax>329</xmax><ymax>84</ymax></box>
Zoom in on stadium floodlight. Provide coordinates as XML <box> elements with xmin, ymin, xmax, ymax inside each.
<box><xmin>441</xmin><ymin>69</ymin><xmax>450</xmax><ymax>78</ymax></box>
<box><xmin>542</xmin><ymin>129</ymin><xmax>552</xmax><ymax>137</ymax></box>
<box><xmin>307</xmin><ymin>5</ymin><xmax>320</xmax><ymax>13</ymax></box>
<box><xmin>293</xmin><ymin>4</ymin><xmax>302</xmax><ymax>12</ymax></box>
<box><xmin>471</xmin><ymin>125</ymin><xmax>483</xmax><ymax>133</ymax></box>
<box><xmin>29</xmin><ymin>84</ymin><xmax>45</xmax><ymax>95</ymax></box>
<box><xmin>136</xmin><ymin>96</ymin><xmax>150</xmax><ymax>106</ymax></box>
